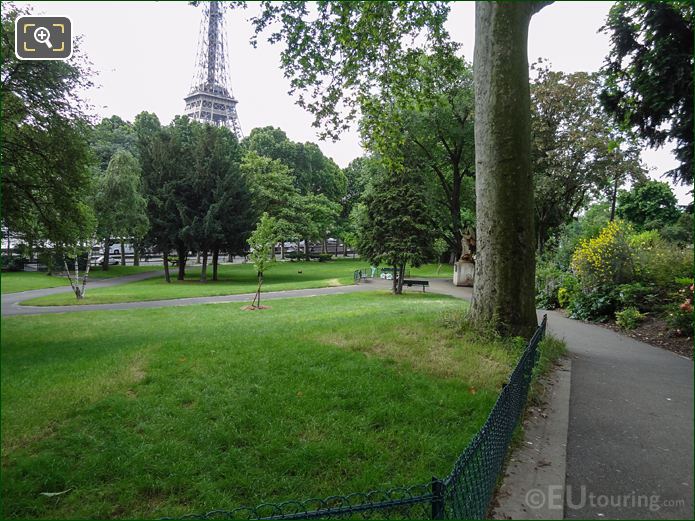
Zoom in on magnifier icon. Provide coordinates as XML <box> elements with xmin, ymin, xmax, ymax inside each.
<box><xmin>33</xmin><ymin>26</ymin><xmax>53</xmax><ymax>49</ymax></box>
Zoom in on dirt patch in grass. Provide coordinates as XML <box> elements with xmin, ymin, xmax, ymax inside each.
<box><xmin>603</xmin><ymin>314</ymin><xmax>693</xmax><ymax>359</ymax></box>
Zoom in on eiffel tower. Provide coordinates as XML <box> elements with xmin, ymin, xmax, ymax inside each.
<box><xmin>183</xmin><ymin>1</ymin><xmax>243</xmax><ymax>138</ymax></box>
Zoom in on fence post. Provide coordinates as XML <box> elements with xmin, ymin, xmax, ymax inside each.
<box><xmin>431</xmin><ymin>477</ymin><xmax>445</xmax><ymax>519</ymax></box>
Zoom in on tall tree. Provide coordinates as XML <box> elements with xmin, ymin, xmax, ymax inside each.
<box><xmin>357</xmin><ymin>160</ymin><xmax>435</xmax><ymax>295</ymax></box>
<box><xmin>249</xmin><ymin>0</ymin><xmax>548</xmax><ymax>335</ymax></box>
<box><xmin>93</xmin><ymin>151</ymin><xmax>149</xmax><ymax>269</ymax></box>
<box><xmin>600</xmin><ymin>1</ymin><xmax>693</xmax><ymax>185</ymax></box>
<box><xmin>2</xmin><ymin>3</ymin><xmax>95</xmax><ymax>246</ymax></box>
<box><xmin>360</xmin><ymin>49</ymin><xmax>476</xmax><ymax>260</ymax></box>
<box><xmin>617</xmin><ymin>180</ymin><xmax>681</xmax><ymax>231</ymax></box>
<box><xmin>471</xmin><ymin>2</ymin><xmax>550</xmax><ymax>337</ymax></box>
<box><xmin>531</xmin><ymin>65</ymin><xmax>645</xmax><ymax>251</ymax></box>
<box><xmin>90</xmin><ymin>115</ymin><xmax>138</xmax><ymax>171</ymax></box>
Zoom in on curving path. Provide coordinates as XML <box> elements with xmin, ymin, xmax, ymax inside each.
<box><xmin>2</xmin><ymin>275</ymin><xmax>691</xmax><ymax>518</ymax></box>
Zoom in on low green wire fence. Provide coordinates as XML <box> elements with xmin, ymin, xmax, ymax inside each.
<box><xmin>167</xmin><ymin>315</ymin><xmax>548</xmax><ymax>520</ymax></box>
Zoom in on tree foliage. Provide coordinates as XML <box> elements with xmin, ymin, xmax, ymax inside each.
<box><xmin>93</xmin><ymin>150</ymin><xmax>149</xmax><ymax>268</ymax></box>
<box><xmin>249</xmin><ymin>1</ymin><xmax>452</xmax><ymax>139</ymax></box>
<box><xmin>1</xmin><ymin>3</ymin><xmax>95</xmax><ymax>244</ymax></box>
<box><xmin>530</xmin><ymin>64</ymin><xmax>646</xmax><ymax>250</ymax></box>
<box><xmin>357</xmin><ymin>161</ymin><xmax>435</xmax><ymax>295</ymax></box>
<box><xmin>617</xmin><ymin>180</ymin><xmax>681</xmax><ymax>231</ymax></box>
<box><xmin>600</xmin><ymin>1</ymin><xmax>694</xmax><ymax>184</ymax></box>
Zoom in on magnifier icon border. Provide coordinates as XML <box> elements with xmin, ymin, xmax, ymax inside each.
<box><xmin>33</xmin><ymin>26</ymin><xmax>52</xmax><ymax>49</ymax></box>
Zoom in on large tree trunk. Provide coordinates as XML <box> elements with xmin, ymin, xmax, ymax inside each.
<box><xmin>304</xmin><ymin>237</ymin><xmax>310</xmax><ymax>260</ymax></box>
<box><xmin>200</xmin><ymin>249</ymin><xmax>209</xmax><ymax>282</ymax></box>
<box><xmin>120</xmin><ymin>239</ymin><xmax>126</xmax><ymax>266</ymax></box>
<box><xmin>102</xmin><ymin>238</ymin><xmax>110</xmax><ymax>271</ymax></box>
<box><xmin>177</xmin><ymin>244</ymin><xmax>187</xmax><ymax>280</ymax></box>
<box><xmin>471</xmin><ymin>2</ymin><xmax>548</xmax><ymax>338</ymax></box>
<box><xmin>396</xmin><ymin>263</ymin><xmax>405</xmax><ymax>295</ymax></box>
<box><xmin>212</xmin><ymin>248</ymin><xmax>219</xmax><ymax>281</ymax></box>
<box><xmin>343</xmin><ymin>240</ymin><xmax>348</xmax><ymax>257</ymax></box>
<box><xmin>133</xmin><ymin>242</ymin><xmax>140</xmax><ymax>266</ymax></box>
<box><xmin>280</xmin><ymin>241</ymin><xmax>285</xmax><ymax>260</ymax></box>
<box><xmin>391</xmin><ymin>265</ymin><xmax>398</xmax><ymax>294</ymax></box>
<box><xmin>163</xmin><ymin>250</ymin><xmax>171</xmax><ymax>283</ymax></box>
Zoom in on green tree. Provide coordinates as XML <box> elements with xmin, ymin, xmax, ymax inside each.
<box><xmin>2</xmin><ymin>4</ymin><xmax>95</xmax><ymax>246</ymax></box>
<box><xmin>187</xmin><ymin>124</ymin><xmax>250</xmax><ymax>282</ymax></box>
<box><xmin>91</xmin><ymin>115</ymin><xmax>138</xmax><ymax>171</ymax></box>
<box><xmin>360</xmin><ymin>50</ymin><xmax>475</xmax><ymax>260</ymax></box>
<box><xmin>93</xmin><ymin>151</ymin><xmax>149</xmax><ymax>269</ymax></box>
<box><xmin>471</xmin><ymin>2</ymin><xmax>550</xmax><ymax>337</ymax></box>
<box><xmin>617</xmin><ymin>180</ymin><xmax>681</xmax><ymax>231</ymax></box>
<box><xmin>249</xmin><ymin>0</ymin><xmax>550</xmax><ymax>335</ymax></box>
<box><xmin>531</xmin><ymin>65</ymin><xmax>645</xmax><ymax>251</ymax></box>
<box><xmin>600</xmin><ymin>1</ymin><xmax>693</xmax><ymax>185</ymax></box>
<box><xmin>357</xmin><ymin>161</ymin><xmax>435</xmax><ymax>295</ymax></box>
<box><xmin>247</xmin><ymin>213</ymin><xmax>280</xmax><ymax>308</ymax></box>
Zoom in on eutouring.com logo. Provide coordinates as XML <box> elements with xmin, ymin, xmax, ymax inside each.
<box><xmin>525</xmin><ymin>485</ymin><xmax>686</xmax><ymax>512</ymax></box>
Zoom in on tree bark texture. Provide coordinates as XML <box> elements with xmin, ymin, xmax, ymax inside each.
<box><xmin>163</xmin><ymin>250</ymin><xmax>171</xmax><ymax>283</ymax></box>
<box><xmin>471</xmin><ymin>2</ymin><xmax>544</xmax><ymax>337</ymax></box>
<box><xmin>200</xmin><ymin>249</ymin><xmax>208</xmax><ymax>282</ymax></box>
<box><xmin>212</xmin><ymin>248</ymin><xmax>219</xmax><ymax>281</ymax></box>
<box><xmin>102</xmin><ymin>238</ymin><xmax>110</xmax><ymax>271</ymax></box>
<box><xmin>176</xmin><ymin>244</ymin><xmax>187</xmax><ymax>280</ymax></box>
<box><xmin>120</xmin><ymin>239</ymin><xmax>126</xmax><ymax>266</ymax></box>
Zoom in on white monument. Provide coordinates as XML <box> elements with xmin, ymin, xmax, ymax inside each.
<box><xmin>453</xmin><ymin>228</ymin><xmax>475</xmax><ymax>287</ymax></box>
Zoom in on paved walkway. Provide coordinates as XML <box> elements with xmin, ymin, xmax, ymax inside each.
<box><xmin>2</xmin><ymin>275</ymin><xmax>692</xmax><ymax>518</ymax></box>
<box><xmin>1</xmin><ymin>271</ymin><xmax>163</xmax><ymax>314</ymax></box>
<box><xmin>544</xmin><ymin>310</ymin><xmax>693</xmax><ymax>519</ymax></box>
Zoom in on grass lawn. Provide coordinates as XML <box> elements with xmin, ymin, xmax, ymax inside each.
<box><xmin>1</xmin><ymin>267</ymin><xmax>157</xmax><ymax>294</ymax></box>
<box><xmin>22</xmin><ymin>260</ymin><xmax>454</xmax><ymax>306</ymax></box>
<box><xmin>0</xmin><ymin>291</ymin><xmax>550</xmax><ymax>519</ymax></box>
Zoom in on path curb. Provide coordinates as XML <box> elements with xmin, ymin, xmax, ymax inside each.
<box><xmin>492</xmin><ymin>357</ymin><xmax>572</xmax><ymax>519</ymax></box>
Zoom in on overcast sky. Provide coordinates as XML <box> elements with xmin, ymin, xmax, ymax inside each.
<box><xmin>18</xmin><ymin>1</ymin><xmax>690</xmax><ymax>203</ymax></box>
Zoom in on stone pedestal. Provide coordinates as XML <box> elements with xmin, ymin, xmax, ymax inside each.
<box><xmin>454</xmin><ymin>260</ymin><xmax>474</xmax><ymax>287</ymax></box>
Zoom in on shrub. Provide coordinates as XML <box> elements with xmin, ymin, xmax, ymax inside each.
<box><xmin>558</xmin><ymin>286</ymin><xmax>572</xmax><ymax>308</ymax></box>
<box><xmin>317</xmin><ymin>253</ymin><xmax>332</xmax><ymax>262</ymax></box>
<box><xmin>615</xmin><ymin>307</ymin><xmax>645</xmax><ymax>330</ymax></box>
<box><xmin>665</xmin><ymin>303</ymin><xmax>694</xmax><ymax>337</ymax></box>
<box><xmin>536</xmin><ymin>262</ymin><xmax>579</xmax><ymax>309</ymax></box>
<box><xmin>664</xmin><ymin>283</ymin><xmax>694</xmax><ymax>337</ymax></box>
<box><xmin>616</xmin><ymin>282</ymin><xmax>659</xmax><ymax>312</ymax></box>
<box><xmin>1</xmin><ymin>255</ymin><xmax>28</xmax><ymax>272</ymax></box>
<box><xmin>568</xmin><ymin>286</ymin><xmax>621</xmax><ymax>321</ymax></box>
<box><xmin>571</xmin><ymin>220</ymin><xmax>635</xmax><ymax>289</ymax></box>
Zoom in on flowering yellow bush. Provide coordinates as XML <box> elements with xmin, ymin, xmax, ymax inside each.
<box><xmin>571</xmin><ymin>220</ymin><xmax>635</xmax><ymax>288</ymax></box>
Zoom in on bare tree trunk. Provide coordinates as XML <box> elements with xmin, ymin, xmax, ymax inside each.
<box><xmin>177</xmin><ymin>244</ymin><xmax>187</xmax><ymax>280</ymax></box>
<box><xmin>304</xmin><ymin>237</ymin><xmax>310</xmax><ymax>260</ymax></box>
<box><xmin>212</xmin><ymin>248</ymin><xmax>219</xmax><ymax>281</ymax></box>
<box><xmin>280</xmin><ymin>241</ymin><xmax>285</xmax><ymax>260</ymax></box>
<box><xmin>252</xmin><ymin>272</ymin><xmax>263</xmax><ymax>307</ymax></box>
<box><xmin>200</xmin><ymin>249</ymin><xmax>209</xmax><ymax>282</ymax></box>
<box><xmin>322</xmin><ymin>238</ymin><xmax>327</xmax><ymax>254</ymax></box>
<box><xmin>343</xmin><ymin>240</ymin><xmax>348</xmax><ymax>257</ymax></box>
<box><xmin>609</xmin><ymin>174</ymin><xmax>619</xmax><ymax>222</ymax></box>
<box><xmin>471</xmin><ymin>2</ymin><xmax>547</xmax><ymax>338</ymax></box>
<box><xmin>396</xmin><ymin>263</ymin><xmax>405</xmax><ymax>294</ymax></box>
<box><xmin>392</xmin><ymin>265</ymin><xmax>398</xmax><ymax>294</ymax></box>
<box><xmin>102</xmin><ymin>238</ymin><xmax>110</xmax><ymax>271</ymax></box>
<box><xmin>133</xmin><ymin>243</ymin><xmax>140</xmax><ymax>266</ymax></box>
<box><xmin>120</xmin><ymin>239</ymin><xmax>126</xmax><ymax>266</ymax></box>
<box><xmin>163</xmin><ymin>250</ymin><xmax>171</xmax><ymax>283</ymax></box>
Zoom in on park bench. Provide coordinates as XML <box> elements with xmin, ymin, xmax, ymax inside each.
<box><xmin>402</xmin><ymin>279</ymin><xmax>429</xmax><ymax>292</ymax></box>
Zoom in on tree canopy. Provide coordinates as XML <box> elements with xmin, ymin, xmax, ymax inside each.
<box><xmin>600</xmin><ymin>1</ymin><xmax>694</xmax><ymax>185</ymax></box>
